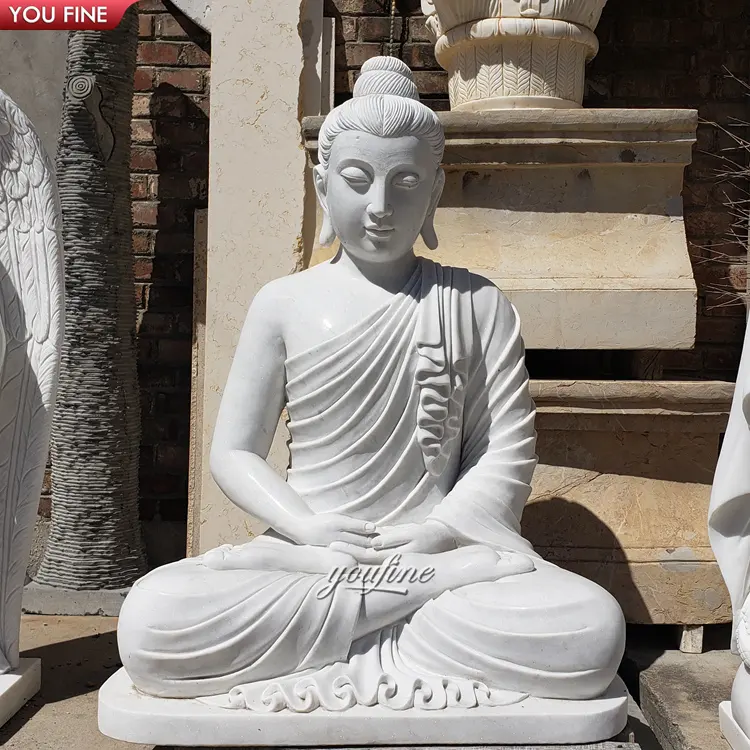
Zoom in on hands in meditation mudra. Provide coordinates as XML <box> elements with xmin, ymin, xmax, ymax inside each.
<box><xmin>117</xmin><ymin>57</ymin><xmax>625</xmax><ymax>712</ymax></box>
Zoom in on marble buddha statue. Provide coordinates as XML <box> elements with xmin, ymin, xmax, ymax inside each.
<box><xmin>116</xmin><ymin>56</ymin><xmax>625</xmax><ymax>718</ymax></box>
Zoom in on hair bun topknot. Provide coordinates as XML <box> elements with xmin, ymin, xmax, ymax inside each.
<box><xmin>353</xmin><ymin>56</ymin><xmax>421</xmax><ymax>101</ymax></box>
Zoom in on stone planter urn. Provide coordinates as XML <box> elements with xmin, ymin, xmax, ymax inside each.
<box><xmin>422</xmin><ymin>0</ymin><xmax>607</xmax><ymax>110</ymax></box>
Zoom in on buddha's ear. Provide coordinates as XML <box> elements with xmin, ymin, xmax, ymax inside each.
<box><xmin>313</xmin><ymin>164</ymin><xmax>336</xmax><ymax>247</ymax></box>
<box><xmin>421</xmin><ymin>167</ymin><xmax>445</xmax><ymax>251</ymax></box>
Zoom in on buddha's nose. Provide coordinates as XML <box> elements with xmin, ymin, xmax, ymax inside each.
<box><xmin>367</xmin><ymin>186</ymin><xmax>393</xmax><ymax>220</ymax></box>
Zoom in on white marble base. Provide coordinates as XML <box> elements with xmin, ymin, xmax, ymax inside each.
<box><xmin>98</xmin><ymin>668</ymin><xmax>628</xmax><ymax>746</ymax></box>
<box><xmin>0</xmin><ymin>658</ymin><xmax>41</xmax><ymax>727</ymax></box>
<box><xmin>720</xmin><ymin>702</ymin><xmax>750</xmax><ymax>750</ymax></box>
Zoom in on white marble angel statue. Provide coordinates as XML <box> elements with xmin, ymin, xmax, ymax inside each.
<box><xmin>112</xmin><ymin>57</ymin><xmax>625</xmax><ymax>741</ymax></box>
<box><xmin>0</xmin><ymin>88</ymin><xmax>64</xmax><ymax>722</ymax></box>
<box><xmin>709</xmin><ymin>305</ymin><xmax>750</xmax><ymax>749</ymax></box>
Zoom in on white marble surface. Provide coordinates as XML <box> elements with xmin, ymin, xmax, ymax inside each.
<box><xmin>0</xmin><ymin>659</ymin><xmax>41</xmax><ymax>728</ymax></box>
<box><xmin>98</xmin><ymin>668</ymin><xmax>628</xmax><ymax>746</ymax></box>
<box><xmin>709</xmin><ymin>308</ymin><xmax>750</xmax><ymax>742</ymax></box>
<box><xmin>0</xmin><ymin>85</ymin><xmax>63</xmax><ymax>725</ymax></box>
<box><xmin>721</xmin><ymin>702</ymin><xmax>750</xmax><ymax>750</ymax></box>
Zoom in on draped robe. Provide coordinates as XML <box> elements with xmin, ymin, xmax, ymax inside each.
<box><xmin>118</xmin><ymin>259</ymin><xmax>624</xmax><ymax>710</ymax></box>
<box><xmin>709</xmin><ymin>308</ymin><xmax>750</xmax><ymax>658</ymax></box>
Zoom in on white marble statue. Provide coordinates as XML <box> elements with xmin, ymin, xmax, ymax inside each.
<box><xmin>709</xmin><ymin>306</ymin><xmax>750</xmax><ymax>750</ymax></box>
<box><xmin>105</xmin><ymin>57</ymin><xmax>626</xmax><ymax>745</ymax></box>
<box><xmin>0</xmin><ymin>88</ymin><xmax>64</xmax><ymax>725</ymax></box>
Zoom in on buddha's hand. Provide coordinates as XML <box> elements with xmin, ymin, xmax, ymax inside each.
<box><xmin>331</xmin><ymin>519</ymin><xmax>456</xmax><ymax>564</ymax></box>
<box><xmin>288</xmin><ymin>512</ymin><xmax>376</xmax><ymax>550</ymax></box>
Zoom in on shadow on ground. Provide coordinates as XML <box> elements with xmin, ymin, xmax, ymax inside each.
<box><xmin>0</xmin><ymin>628</ymin><xmax>122</xmax><ymax>743</ymax></box>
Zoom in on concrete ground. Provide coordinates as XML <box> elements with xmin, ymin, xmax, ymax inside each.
<box><xmin>0</xmin><ymin>615</ymin><xmax>151</xmax><ymax>750</ymax></box>
<box><xmin>623</xmin><ymin>635</ymin><xmax>739</xmax><ymax>750</ymax></box>
<box><xmin>0</xmin><ymin>615</ymin><xmax>663</xmax><ymax>750</ymax></box>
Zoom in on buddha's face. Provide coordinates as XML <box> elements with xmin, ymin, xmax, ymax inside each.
<box><xmin>315</xmin><ymin>131</ymin><xmax>443</xmax><ymax>263</ymax></box>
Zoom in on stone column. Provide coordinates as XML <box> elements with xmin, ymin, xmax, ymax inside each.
<box><xmin>193</xmin><ymin>0</ymin><xmax>311</xmax><ymax>552</ymax></box>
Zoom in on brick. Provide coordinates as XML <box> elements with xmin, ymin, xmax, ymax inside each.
<box><xmin>131</xmin><ymin>174</ymin><xmax>149</xmax><ymax>200</ymax></box>
<box><xmin>154</xmin><ymin>120</ymin><xmax>209</xmax><ymax>147</ymax></box>
<box><xmin>138</xmin><ymin>41</ymin><xmax>181</xmax><ymax>65</ymax></box>
<box><xmin>185</xmin><ymin>94</ymin><xmax>210</xmax><ymax>117</ymax></box>
<box><xmin>684</xmin><ymin>208</ymin><xmax>735</xmax><ymax>238</ymax></box>
<box><xmin>704</xmin><ymin>292</ymin><xmax>747</xmax><ymax>316</ymax></box>
<box><xmin>132</xmin><ymin>229</ymin><xmax>156</xmax><ymax>255</ymax></box>
<box><xmin>409</xmin><ymin>16</ymin><xmax>432</xmax><ymax>42</ymax></box>
<box><xmin>660</xmin><ymin>349</ymin><xmax>704</xmax><ymax>371</ymax></box>
<box><xmin>412</xmin><ymin>70</ymin><xmax>448</xmax><ymax>96</ymax></box>
<box><xmin>697</xmin><ymin>316</ymin><xmax>747</xmax><ymax>344</ymax></box>
<box><xmin>342</xmin><ymin>17</ymin><xmax>357</xmax><ymax>41</ymax></box>
<box><xmin>154</xmin><ymin>232</ymin><xmax>196</xmax><ymax>254</ymax></box>
<box><xmin>132</xmin><ymin>201</ymin><xmax>159</xmax><ymax>227</ymax></box>
<box><xmin>617</xmin><ymin>19</ymin><xmax>670</xmax><ymax>46</ymax></box>
<box><xmin>704</xmin><ymin>345</ymin><xmax>742</xmax><ymax>371</ymax></box>
<box><xmin>666</xmin><ymin>73</ymin><xmax>712</xmax><ymax>100</ymax></box>
<box><xmin>155</xmin><ymin>13</ymin><xmax>189</xmax><ymax>38</ymax></box>
<box><xmin>701</xmin><ymin>0</ymin><xmax>748</xmax><ymax>18</ymax></box>
<box><xmin>401</xmin><ymin>42</ymin><xmax>437</xmax><ymax>70</ymax></box>
<box><xmin>132</xmin><ymin>93</ymin><xmax>151</xmax><ymax>117</ymax></box>
<box><xmin>358</xmin><ymin>15</ymin><xmax>402</xmax><ymax>42</ymax></box>
<box><xmin>148</xmin><ymin>284</ymin><xmax>192</xmax><ymax>308</ymax></box>
<box><xmin>728</xmin><ymin>263</ymin><xmax>747</xmax><ymax>292</ymax></box>
<box><xmin>612</xmin><ymin>71</ymin><xmax>666</xmax><ymax>99</ymax></box>
<box><xmin>155</xmin><ymin>68</ymin><xmax>204</xmax><ymax>92</ymax></box>
<box><xmin>178</xmin><ymin>44</ymin><xmax>211</xmax><ymax>67</ymax></box>
<box><xmin>139</xmin><ymin>13</ymin><xmax>154</xmax><ymax>38</ymax></box>
<box><xmin>134</xmin><ymin>257</ymin><xmax>154</xmax><ymax>280</ymax></box>
<box><xmin>131</xmin><ymin>118</ymin><xmax>154</xmax><ymax>144</ymax></box>
<box><xmin>330</xmin><ymin>0</ymin><xmax>389</xmax><ymax>14</ymax></box>
<box><xmin>149</xmin><ymin>90</ymin><xmax>188</xmax><ymax>117</ymax></box>
<box><xmin>134</xmin><ymin>66</ymin><xmax>155</xmax><ymax>91</ymax></box>
<box><xmin>340</xmin><ymin>42</ymin><xmax>383</xmax><ymax>68</ymax></box>
<box><xmin>130</xmin><ymin>146</ymin><xmax>157</xmax><ymax>171</ymax></box>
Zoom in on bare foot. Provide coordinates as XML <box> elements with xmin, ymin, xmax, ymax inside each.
<box><xmin>202</xmin><ymin>540</ymin><xmax>356</xmax><ymax>575</ymax></box>
<box><xmin>414</xmin><ymin>545</ymin><xmax>534</xmax><ymax>589</ymax></box>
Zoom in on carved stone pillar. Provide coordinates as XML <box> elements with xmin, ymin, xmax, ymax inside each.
<box><xmin>422</xmin><ymin>0</ymin><xmax>607</xmax><ymax>110</ymax></box>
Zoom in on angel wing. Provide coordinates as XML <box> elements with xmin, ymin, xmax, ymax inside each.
<box><xmin>0</xmin><ymin>88</ymin><xmax>64</xmax><ymax>674</ymax></box>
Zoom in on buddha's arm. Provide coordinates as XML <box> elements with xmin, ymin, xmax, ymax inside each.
<box><xmin>210</xmin><ymin>284</ymin><xmax>315</xmax><ymax>539</ymax></box>
<box><xmin>427</xmin><ymin>282</ymin><xmax>539</xmax><ymax>555</ymax></box>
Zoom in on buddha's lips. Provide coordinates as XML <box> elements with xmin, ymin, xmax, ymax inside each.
<box><xmin>364</xmin><ymin>225</ymin><xmax>395</xmax><ymax>238</ymax></box>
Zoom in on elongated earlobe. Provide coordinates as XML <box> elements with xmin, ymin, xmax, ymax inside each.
<box><xmin>314</xmin><ymin>164</ymin><xmax>336</xmax><ymax>247</ymax></box>
<box><xmin>420</xmin><ymin>168</ymin><xmax>445</xmax><ymax>251</ymax></box>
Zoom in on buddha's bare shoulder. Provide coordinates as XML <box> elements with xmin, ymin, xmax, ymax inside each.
<box><xmin>248</xmin><ymin>264</ymin><xmax>330</xmax><ymax>320</ymax></box>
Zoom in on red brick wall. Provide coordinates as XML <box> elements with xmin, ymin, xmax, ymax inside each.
<box><xmin>132</xmin><ymin>0</ymin><xmax>209</xmax><ymax>560</ymax></box>
<box><xmin>124</xmin><ymin>0</ymin><xmax>748</xmax><ymax>561</ymax></box>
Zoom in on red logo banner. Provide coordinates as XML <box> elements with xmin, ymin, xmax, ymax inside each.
<box><xmin>0</xmin><ymin>0</ymin><xmax>137</xmax><ymax>29</ymax></box>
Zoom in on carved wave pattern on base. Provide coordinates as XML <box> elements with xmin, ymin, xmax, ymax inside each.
<box><xmin>205</xmin><ymin>626</ymin><xmax>529</xmax><ymax>713</ymax></box>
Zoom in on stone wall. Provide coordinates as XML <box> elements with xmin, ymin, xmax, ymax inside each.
<box><xmin>123</xmin><ymin>0</ymin><xmax>747</xmax><ymax>565</ymax></box>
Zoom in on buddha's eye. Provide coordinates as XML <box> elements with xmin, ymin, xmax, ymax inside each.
<box><xmin>393</xmin><ymin>173</ymin><xmax>420</xmax><ymax>189</ymax></box>
<box><xmin>340</xmin><ymin>166</ymin><xmax>372</xmax><ymax>187</ymax></box>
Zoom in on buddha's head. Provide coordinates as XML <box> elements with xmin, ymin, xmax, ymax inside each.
<box><xmin>315</xmin><ymin>56</ymin><xmax>445</xmax><ymax>264</ymax></box>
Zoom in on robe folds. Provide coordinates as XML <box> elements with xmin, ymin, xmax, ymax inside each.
<box><xmin>118</xmin><ymin>259</ymin><xmax>624</xmax><ymax>710</ymax></box>
<box><xmin>709</xmin><ymin>308</ymin><xmax>750</xmax><ymax>657</ymax></box>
